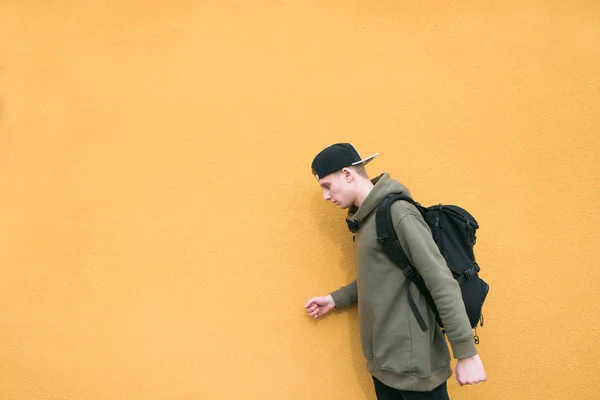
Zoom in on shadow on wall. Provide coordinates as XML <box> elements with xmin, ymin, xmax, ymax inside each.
<box><xmin>309</xmin><ymin>191</ymin><xmax>377</xmax><ymax>400</ymax></box>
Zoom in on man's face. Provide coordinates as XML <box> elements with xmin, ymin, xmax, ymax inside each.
<box><xmin>318</xmin><ymin>170</ymin><xmax>354</xmax><ymax>209</ymax></box>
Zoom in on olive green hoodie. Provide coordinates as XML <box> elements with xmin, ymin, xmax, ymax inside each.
<box><xmin>330</xmin><ymin>173</ymin><xmax>477</xmax><ymax>391</ymax></box>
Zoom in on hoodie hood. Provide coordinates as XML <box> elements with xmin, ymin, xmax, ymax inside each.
<box><xmin>346</xmin><ymin>173</ymin><xmax>411</xmax><ymax>227</ymax></box>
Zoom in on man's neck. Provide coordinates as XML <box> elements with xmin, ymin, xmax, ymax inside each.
<box><xmin>353</xmin><ymin>178</ymin><xmax>374</xmax><ymax>208</ymax></box>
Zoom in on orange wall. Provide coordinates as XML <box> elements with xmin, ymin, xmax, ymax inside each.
<box><xmin>1</xmin><ymin>1</ymin><xmax>599</xmax><ymax>399</ymax></box>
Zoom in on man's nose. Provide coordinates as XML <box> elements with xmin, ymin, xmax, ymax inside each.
<box><xmin>323</xmin><ymin>190</ymin><xmax>331</xmax><ymax>201</ymax></box>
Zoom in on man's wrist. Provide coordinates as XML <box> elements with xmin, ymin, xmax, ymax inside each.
<box><xmin>327</xmin><ymin>294</ymin><xmax>335</xmax><ymax>307</ymax></box>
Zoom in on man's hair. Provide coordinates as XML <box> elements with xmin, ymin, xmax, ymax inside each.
<box><xmin>348</xmin><ymin>165</ymin><xmax>368</xmax><ymax>178</ymax></box>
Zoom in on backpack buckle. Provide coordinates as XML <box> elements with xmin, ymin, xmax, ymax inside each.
<box><xmin>464</xmin><ymin>270</ymin><xmax>473</xmax><ymax>281</ymax></box>
<box><xmin>403</xmin><ymin>266</ymin><xmax>416</xmax><ymax>278</ymax></box>
<box><xmin>376</xmin><ymin>234</ymin><xmax>389</xmax><ymax>244</ymax></box>
<box><xmin>463</xmin><ymin>264</ymin><xmax>479</xmax><ymax>281</ymax></box>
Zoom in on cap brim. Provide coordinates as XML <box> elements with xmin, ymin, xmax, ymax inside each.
<box><xmin>351</xmin><ymin>152</ymin><xmax>378</xmax><ymax>166</ymax></box>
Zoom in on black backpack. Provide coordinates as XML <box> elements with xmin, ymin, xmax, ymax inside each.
<box><xmin>375</xmin><ymin>194</ymin><xmax>489</xmax><ymax>341</ymax></box>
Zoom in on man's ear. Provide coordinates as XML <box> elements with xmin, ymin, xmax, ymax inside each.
<box><xmin>341</xmin><ymin>167</ymin><xmax>353</xmax><ymax>183</ymax></box>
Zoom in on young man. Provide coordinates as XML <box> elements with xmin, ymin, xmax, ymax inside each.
<box><xmin>304</xmin><ymin>143</ymin><xmax>487</xmax><ymax>400</ymax></box>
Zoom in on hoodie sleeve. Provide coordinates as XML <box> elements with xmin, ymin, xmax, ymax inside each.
<box><xmin>330</xmin><ymin>280</ymin><xmax>358</xmax><ymax>309</ymax></box>
<box><xmin>395</xmin><ymin>210</ymin><xmax>477</xmax><ymax>360</ymax></box>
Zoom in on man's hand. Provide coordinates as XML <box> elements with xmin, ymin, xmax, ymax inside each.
<box><xmin>304</xmin><ymin>295</ymin><xmax>335</xmax><ymax>319</ymax></box>
<box><xmin>455</xmin><ymin>354</ymin><xmax>487</xmax><ymax>386</ymax></box>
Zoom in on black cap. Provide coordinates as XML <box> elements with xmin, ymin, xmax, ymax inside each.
<box><xmin>311</xmin><ymin>143</ymin><xmax>378</xmax><ymax>180</ymax></box>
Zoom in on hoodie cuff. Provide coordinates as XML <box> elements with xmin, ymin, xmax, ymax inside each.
<box><xmin>449</xmin><ymin>336</ymin><xmax>478</xmax><ymax>360</ymax></box>
<box><xmin>330</xmin><ymin>287</ymin><xmax>352</xmax><ymax>309</ymax></box>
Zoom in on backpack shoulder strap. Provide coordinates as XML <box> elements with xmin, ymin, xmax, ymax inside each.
<box><xmin>375</xmin><ymin>193</ymin><xmax>442</xmax><ymax>331</ymax></box>
<box><xmin>375</xmin><ymin>193</ymin><xmax>416</xmax><ymax>269</ymax></box>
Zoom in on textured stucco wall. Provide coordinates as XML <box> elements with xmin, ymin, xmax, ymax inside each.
<box><xmin>1</xmin><ymin>1</ymin><xmax>599</xmax><ymax>399</ymax></box>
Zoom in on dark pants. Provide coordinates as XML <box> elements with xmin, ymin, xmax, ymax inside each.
<box><xmin>373</xmin><ymin>377</ymin><xmax>450</xmax><ymax>400</ymax></box>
